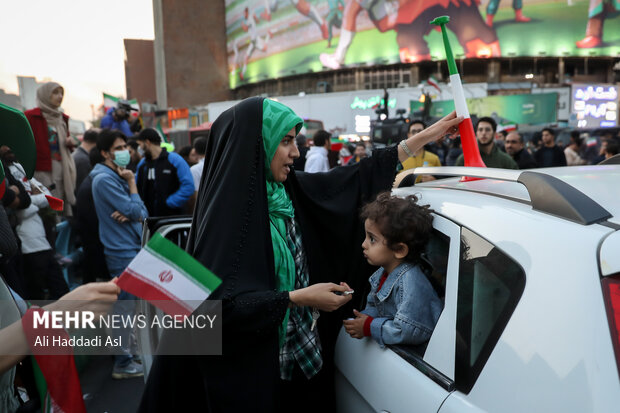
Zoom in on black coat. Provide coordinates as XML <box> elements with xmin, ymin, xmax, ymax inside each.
<box><xmin>74</xmin><ymin>175</ymin><xmax>109</xmax><ymax>282</ymax></box>
<box><xmin>139</xmin><ymin>97</ymin><xmax>399</xmax><ymax>412</ymax></box>
<box><xmin>512</xmin><ymin>149</ymin><xmax>538</xmax><ymax>169</ymax></box>
<box><xmin>534</xmin><ymin>145</ymin><xmax>567</xmax><ymax>167</ymax></box>
<box><xmin>136</xmin><ymin>149</ymin><xmax>184</xmax><ymax>217</ymax></box>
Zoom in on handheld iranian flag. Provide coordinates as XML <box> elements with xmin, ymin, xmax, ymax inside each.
<box><xmin>102</xmin><ymin>93</ymin><xmax>139</xmax><ymax>112</ymax></box>
<box><xmin>426</xmin><ymin>75</ymin><xmax>441</xmax><ymax>94</ymax></box>
<box><xmin>431</xmin><ymin>16</ymin><xmax>486</xmax><ymax>170</ymax></box>
<box><xmin>116</xmin><ymin>233</ymin><xmax>222</xmax><ymax>316</ymax></box>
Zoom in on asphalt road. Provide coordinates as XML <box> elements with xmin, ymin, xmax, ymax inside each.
<box><xmin>79</xmin><ymin>356</ymin><xmax>145</xmax><ymax>413</ymax></box>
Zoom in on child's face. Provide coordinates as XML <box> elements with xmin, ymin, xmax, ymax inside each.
<box><xmin>362</xmin><ymin>219</ymin><xmax>401</xmax><ymax>271</ymax></box>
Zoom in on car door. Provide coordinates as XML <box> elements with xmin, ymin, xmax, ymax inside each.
<box><xmin>438</xmin><ymin>227</ymin><xmax>526</xmax><ymax>413</ymax></box>
<box><xmin>335</xmin><ymin>214</ymin><xmax>461</xmax><ymax>413</ymax></box>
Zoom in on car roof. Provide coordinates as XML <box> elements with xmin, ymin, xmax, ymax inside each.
<box><xmin>407</xmin><ymin>165</ymin><xmax>620</xmax><ymax>226</ymax></box>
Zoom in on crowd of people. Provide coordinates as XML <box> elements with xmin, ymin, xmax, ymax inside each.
<box><xmin>1</xmin><ymin>82</ymin><xmax>618</xmax><ymax>411</ymax></box>
<box><xmin>0</xmin><ymin>82</ymin><xmax>207</xmax><ymax>387</ymax></box>
<box><xmin>296</xmin><ymin>116</ymin><xmax>619</xmax><ymax>183</ymax></box>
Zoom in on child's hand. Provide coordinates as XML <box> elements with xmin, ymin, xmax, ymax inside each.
<box><xmin>343</xmin><ymin>309</ymin><xmax>368</xmax><ymax>339</ymax></box>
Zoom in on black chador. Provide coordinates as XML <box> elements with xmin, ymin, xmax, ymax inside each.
<box><xmin>139</xmin><ymin>97</ymin><xmax>399</xmax><ymax>412</ymax></box>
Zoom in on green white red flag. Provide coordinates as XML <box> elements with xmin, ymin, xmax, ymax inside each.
<box><xmin>22</xmin><ymin>308</ymin><xmax>86</xmax><ymax>413</ymax></box>
<box><xmin>431</xmin><ymin>16</ymin><xmax>485</xmax><ymax>171</ymax></box>
<box><xmin>102</xmin><ymin>93</ymin><xmax>139</xmax><ymax>112</ymax></box>
<box><xmin>116</xmin><ymin>233</ymin><xmax>221</xmax><ymax>316</ymax></box>
<box><xmin>426</xmin><ymin>76</ymin><xmax>441</xmax><ymax>94</ymax></box>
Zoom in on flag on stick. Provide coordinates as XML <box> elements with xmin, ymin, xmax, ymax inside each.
<box><xmin>156</xmin><ymin>119</ymin><xmax>175</xmax><ymax>152</ymax></box>
<box><xmin>22</xmin><ymin>308</ymin><xmax>86</xmax><ymax>413</ymax></box>
<box><xmin>426</xmin><ymin>76</ymin><xmax>441</xmax><ymax>94</ymax></box>
<box><xmin>431</xmin><ymin>16</ymin><xmax>486</xmax><ymax>173</ymax></box>
<box><xmin>102</xmin><ymin>93</ymin><xmax>139</xmax><ymax>112</ymax></box>
<box><xmin>156</xmin><ymin>119</ymin><xmax>169</xmax><ymax>143</ymax></box>
<box><xmin>116</xmin><ymin>233</ymin><xmax>222</xmax><ymax>317</ymax></box>
<box><xmin>44</xmin><ymin>195</ymin><xmax>64</xmax><ymax>211</ymax></box>
<box><xmin>31</xmin><ymin>180</ymin><xmax>63</xmax><ymax>211</ymax></box>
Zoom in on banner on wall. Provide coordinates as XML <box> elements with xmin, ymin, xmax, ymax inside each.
<box><xmin>410</xmin><ymin>92</ymin><xmax>559</xmax><ymax>125</ymax></box>
<box><xmin>225</xmin><ymin>0</ymin><xmax>620</xmax><ymax>87</ymax></box>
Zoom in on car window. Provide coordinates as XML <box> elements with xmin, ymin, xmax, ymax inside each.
<box><xmin>141</xmin><ymin>217</ymin><xmax>192</xmax><ymax>249</ymax></box>
<box><xmin>161</xmin><ymin>225</ymin><xmax>191</xmax><ymax>249</ymax></box>
<box><xmin>389</xmin><ymin>229</ymin><xmax>449</xmax><ymax>359</ymax></box>
<box><xmin>386</xmin><ymin>228</ymin><xmax>453</xmax><ymax>390</ymax></box>
<box><xmin>455</xmin><ymin>227</ymin><xmax>525</xmax><ymax>393</ymax></box>
<box><xmin>421</xmin><ymin>230</ymin><xmax>450</xmax><ymax>300</ymax></box>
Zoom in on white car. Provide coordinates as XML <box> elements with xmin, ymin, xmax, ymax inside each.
<box><xmin>335</xmin><ymin>165</ymin><xmax>620</xmax><ymax>413</ymax></box>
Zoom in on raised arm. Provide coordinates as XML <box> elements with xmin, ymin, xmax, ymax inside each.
<box><xmin>397</xmin><ymin>111</ymin><xmax>463</xmax><ymax>164</ymax></box>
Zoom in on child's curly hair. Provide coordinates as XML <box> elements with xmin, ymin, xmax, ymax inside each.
<box><xmin>360</xmin><ymin>192</ymin><xmax>434</xmax><ymax>263</ymax></box>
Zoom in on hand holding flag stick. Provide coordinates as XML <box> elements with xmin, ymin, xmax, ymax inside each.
<box><xmin>30</xmin><ymin>180</ymin><xmax>64</xmax><ymax>211</ymax></box>
<box><xmin>430</xmin><ymin>16</ymin><xmax>486</xmax><ymax>172</ymax></box>
<box><xmin>398</xmin><ymin>111</ymin><xmax>462</xmax><ymax>164</ymax></box>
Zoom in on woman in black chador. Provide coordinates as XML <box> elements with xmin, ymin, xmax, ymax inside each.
<box><xmin>139</xmin><ymin>98</ymin><xmax>461</xmax><ymax>412</ymax></box>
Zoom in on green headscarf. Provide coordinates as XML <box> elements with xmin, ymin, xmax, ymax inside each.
<box><xmin>262</xmin><ymin>99</ymin><xmax>303</xmax><ymax>348</ymax></box>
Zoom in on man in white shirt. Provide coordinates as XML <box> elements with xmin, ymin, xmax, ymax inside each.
<box><xmin>191</xmin><ymin>136</ymin><xmax>207</xmax><ymax>190</ymax></box>
<box><xmin>304</xmin><ymin>130</ymin><xmax>331</xmax><ymax>173</ymax></box>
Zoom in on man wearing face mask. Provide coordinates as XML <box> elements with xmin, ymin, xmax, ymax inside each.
<box><xmin>135</xmin><ymin>128</ymin><xmax>194</xmax><ymax>217</ymax></box>
<box><xmin>90</xmin><ymin>129</ymin><xmax>148</xmax><ymax>379</ymax></box>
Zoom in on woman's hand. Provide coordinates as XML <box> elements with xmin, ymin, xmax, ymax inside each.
<box><xmin>45</xmin><ymin>280</ymin><xmax>120</xmax><ymax>318</ymax></box>
<box><xmin>289</xmin><ymin>282</ymin><xmax>353</xmax><ymax>312</ymax></box>
<box><xmin>422</xmin><ymin>111</ymin><xmax>462</xmax><ymax>142</ymax></box>
<box><xmin>398</xmin><ymin>111</ymin><xmax>463</xmax><ymax>163</ymax></box>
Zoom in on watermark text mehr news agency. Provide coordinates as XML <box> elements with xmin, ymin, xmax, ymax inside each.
<box><xmin>31</xmin><ymin>311</ymin><xmax>218</xmax><ymax>330</ymax></box>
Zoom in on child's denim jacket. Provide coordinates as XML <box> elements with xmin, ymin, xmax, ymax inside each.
<box><xmin>361</xmin><ymin>262</ymin><xmax>442</xmax><ymax>348</ymax></box>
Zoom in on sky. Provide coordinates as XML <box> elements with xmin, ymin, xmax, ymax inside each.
<box><xmin>0</xmin><ymin>0</ymin><xmax>154</xmax><ymax>124</ymax></box>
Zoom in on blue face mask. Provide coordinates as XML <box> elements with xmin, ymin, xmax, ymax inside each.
<box><xmin>113</xmin><ymin>149</ymin><xmax>130</xmax><ymax>168</ymax></box>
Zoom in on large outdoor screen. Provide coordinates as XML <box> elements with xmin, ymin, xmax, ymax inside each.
<box><xmin>225</xmin><ymin>0</ymin><xmax>620</xmax><ymax>88</ymax></box>
<box><xmin>571</xmin><ymin>84</ymin><xmax>618</xmax><ymax>128</ymax></box>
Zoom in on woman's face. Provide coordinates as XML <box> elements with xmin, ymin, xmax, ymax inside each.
<box><xmin>50</xmin><ymin>87</ymin><xmax>64</xmax><ymax>107</ymax></box>
<box><xmin>270</xmin><ymin>127</ymin><xmax>299</xmax><ymax>182</ymax></box>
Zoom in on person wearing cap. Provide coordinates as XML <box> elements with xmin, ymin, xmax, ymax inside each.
<box><xmin>135</xmin><ymin>128</ymin><xmax>194</xmax><ymax>216</ymax></box>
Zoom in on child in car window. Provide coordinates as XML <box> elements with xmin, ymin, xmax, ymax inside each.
<box><xmin>343</xmin><ymin>192</ymin><xmax>442</xmax><ymax>347</ymax></box>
